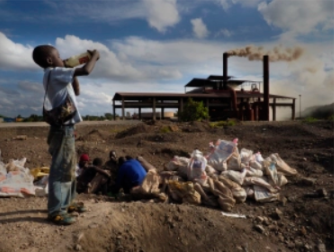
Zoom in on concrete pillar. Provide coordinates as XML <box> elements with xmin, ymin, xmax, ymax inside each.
<box><xmin>179</xmin><ymin>98</ymin><xmax>184</xmax><ymax>112</ymax></box>
<box><xmin>292</xmin><ymin>99</ymin><xmax>296</xmax><ymax>120</ymax></box>
<box><xmin>161</xmin><ymin>107</ymin><xmax>165</xmax><ymax>119</ymax></box>
<box><xmin>113</xmin><ymin>99</ymin><xmax>116</xmax><ymax>120</ymax></box>
<box><xmin>272</xmin><ymin>98</ymin><xmax>276</xmax><ymax>121</ymax></box>
<box><xmin>153</xmin><ymin>97</ymin><xmax>156</xmax><ymax>120</ymax></box>
<box><xmin>121</xmin><ymin>97</ymin><xmax>125</xmax><ymax>120</ymax></box>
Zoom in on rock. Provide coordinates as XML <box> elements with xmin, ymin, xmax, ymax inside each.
<box><xmin>13</xmin><ymin>135</ymin><xmax>27</xmax><ymax>140</ymax></box>
<box><xmin>254</xmin><ymin>225</ymin><xmax>265</xmax><ymax>234</ymax></box>
<box><xmin>280</xmin><ymin>197</ymin><xmax>287</xmax><ymax>206</ymax></box>
<box><xmin>300</xmin><ymin>177</ymin><xmax>316</xmax><ymax>186</ymax></box>
<box><xmin>76</xmin><ymin>232</ymin><xmax>84</xmax><ymax>243</ymax></box>
<box><xmin>268</xmin><ymin>225</ymin><xmax>277</xmax><ymax>231</ymax></box>
<box><xmin>74</xmin><ymin>244</ymin><xmax>82</xmax><ymax>251</ymax></box>
<box><xmin>294</xmin><ymin>240</ymin><xmax>303</xmax><ymax>248</ymax></box>
<box><xmin>169</xmin><ymin>125</ymin><xmax>179</xmax><ymax>132</ymax></box>
<box><xmin>278</xmin><ymin>233</ymin><xmax>284</xmax><ymax>242</ymax></box>
<box><xmin>270</xmin><ymin>208</ymin><xmax>283</xmax><ymax>220</ymax></box>
<box><xmin>288</xmin><ymin>196</ymin><xmax>297</xmax><ymax>202</ymax></box>
<box><xmin>263</xmin><ymin>217</ymin><xmax>271</xmax><ymax>226</ymax></box>
<box><xmin>304</xmin><ymin>244</ymin><xmax>313</xmax><ymax>251</ymax></box>
<box><xmin>316</xmin><ymin>188</ymin><xmax>327</xmax><ymax>198</ymax></box>
<box><xmin>287</xmin><ymin>242</ymin><xmax>295</xmax><ymax>249</ymax></box>
<box><xmin>256</xmin><ymin>216</ymin><xmax>264</xmax><ymax>223</ymax></box>
<box><xmin>88</xmin><ymin>223</ymin><xmax>98</xmax><ymax>229</ymax></box>
<box><xmin>316</xmin><ymin>241</ymin><xmax>326</xmax><ymax>252</ymax></box>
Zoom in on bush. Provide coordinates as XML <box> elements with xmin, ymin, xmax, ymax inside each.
<box><xmin>160</xmin><ymin>126</ymin><xmax>171</xmax><ymax>133</ymax></box>
<box><xmin>209</xmin><ymin>120</ymin><xmax>236</xmax><ymax>128</ymax></box>
<box><xmin>303</xmin><ymin>117</ymin><xmax>318</xmax><ymax>123</ymax></box>
<box><xmin>178</xmin><ymin>98</ymin><xmax>209</xmax><ymax>122</ymax></box>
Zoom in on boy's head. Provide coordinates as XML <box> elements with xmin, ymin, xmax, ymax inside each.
<box><xmin>109</xmin><ymin>150</ymin><xmax>117</xmax><ymax>161</ymax></box>
<box><xmin>79</xmin><ymin>153</ymin><xmax>90</xmax><ymax>168</ymax></box>
<box><xmin>118</xmin><ymin>156</ymin><xmax>126</xmax><ymax>167</ymax></box>
<box><xmin>93</xmin><ymin>158</ymin><xmax>104</xmax><ymax>167</ymax></box>
<box><xmin>32</xmin><ymin>45</ymin><xmax>64</xmax><ymax>68</ymax></box>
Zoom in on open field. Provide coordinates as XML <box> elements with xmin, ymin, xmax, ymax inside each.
<box><xmin>0</xmin><ymin>120</ymin><xmax>333</xmax><ymax>252</ymax></box>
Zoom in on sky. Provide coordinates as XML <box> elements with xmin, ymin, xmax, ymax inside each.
<box><xmin>0</xmin><ymin>0</ymin><xmax>333</xmax><ymax>118</ymax></box>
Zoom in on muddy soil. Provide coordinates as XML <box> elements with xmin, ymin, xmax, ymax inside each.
<box><xmin>0</xmin><ymin>120</ymin><xmax>333</xmax><ymax>252</ymax></box>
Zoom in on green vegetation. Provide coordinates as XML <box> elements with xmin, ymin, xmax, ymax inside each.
<box><xmin>178</xmin><ymin>98</ymin><xmax>209</xmax><ymax>122</ymax></box>
<box><xmin>0</xmin><ymin>113</ymin><xmax>119</xmax><ymax>122</ymax></box>
<box><xmin>160</xmin><ymin>126</ymin><xmax>171</xmax><ymax>133</ymax></box>
<box><xmin>327</xmin><ymin>115</ymin><xmax>334</xmax><ymax>121</ymax></box>
<box><xmin>302</xmin><ymin>117</ymin><xmax>319</xmax><ymax>123</ymax></box>
<box><xmin>23</xmin><ymin>114</ymin><xmax>43</xmax><ymax>122</ymax></box>
<box><xmin>209</xmin><ymin>119</ymin><xmax>237</xmax><ymax>128</ymax></box>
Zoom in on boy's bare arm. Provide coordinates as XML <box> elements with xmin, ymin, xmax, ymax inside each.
<box><xmin>72</xmin><ymin>77</ymin><xmax>80</xmax><ymax>96</ymax></box>
<box><xmin>74</xmin><ymin>50</ymin><xmax>100</xmax><ymax>77</ymax></box>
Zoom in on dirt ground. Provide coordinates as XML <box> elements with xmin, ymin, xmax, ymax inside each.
<box><xmin>0</xmin><ymin>120</ymin><xmax>333</xmax><ymax>252</ymax></box>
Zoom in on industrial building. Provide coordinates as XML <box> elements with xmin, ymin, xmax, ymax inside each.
<box><xmin>112</xmin><ymin>54</ymin><xmax>296</xmax><ymax>121</ymax></box>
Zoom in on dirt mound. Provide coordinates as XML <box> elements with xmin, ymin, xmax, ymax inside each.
<box><xmin>115</xmin><ymin>123</ymin><xmax>151</xmax><ymax>139</ymax></box>
<box><xmin>77</xmin><ymin>129</ymin><xmax>110</xmax><ymax>142</ymax></box>
<box><xmin>0</xmin><ymin>195</ymin><xmax>291</xmax><ymax>252</ymax></box>
<box><xmin>0</xmin><ymin>120</ymin><xmax>333</xmax><ymax>252</ymax></box>
<box><xmin>180</xmin><ymin>120</ymin><xmax>212</xmax><ymax>133</ymax></box>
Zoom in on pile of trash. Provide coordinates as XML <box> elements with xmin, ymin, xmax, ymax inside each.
<box><xmin>152</xmin><ymin>138</ymin><xmax>298</xmax><ymax>212</ymax></box>
<box><xmin>0</xmin><ymin>156</ymin><xmax>36</xmax><ymax>198</ymax></box>
<box><xmin>0</xmin><ymin>138</ymin><xmax>299</xmax><ymax>214</ymax></box>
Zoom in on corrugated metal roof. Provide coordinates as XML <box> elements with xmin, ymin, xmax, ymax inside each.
<box><xmin>207</xmin><ymin>75</ymin><xmax>233</xmax><ymax>80</ymax></box>
<box><xmin>185</xmin><ymin>78</ymin><xmax>214</xmax><ymax>87</ymax></box>
<box><xmin>185</xmin><ymin>78</ymin><xmax>259</xmax><ymax>87</ymax></box>
<box><xmin>112</xmin><ymin>91</ymin><xmax>295</xmax><ymax>100</ymax></box>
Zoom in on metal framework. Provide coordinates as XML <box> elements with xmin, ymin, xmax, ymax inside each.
<box><xmin>111</xmin><ymin>54</ymin><xmax>296</xmax><ymax>121</ymax></box>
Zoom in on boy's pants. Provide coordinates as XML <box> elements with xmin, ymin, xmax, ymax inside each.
<box><xmin>47</xmin><ymin>125</ymin><xmax>77</xmax><ymax>216</ymax></box>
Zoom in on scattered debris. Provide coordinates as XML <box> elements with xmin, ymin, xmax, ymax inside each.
<box><xmin>221</xmin><ymin>212</ymin><xmax>247</xmax><ymax>218</ymax></box>
<box><xmin>12</xmin><ymin>135</ymin><xmax>27</xmax><ymax>140</ymax></box>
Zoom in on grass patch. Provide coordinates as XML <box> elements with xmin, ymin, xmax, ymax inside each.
<box><xmin>303</xmin><ymin>117</ymin><xmax>319</xmax><ymax>123</ymax></box>
<box><xmin>209</xmin><ymin>120</ymin><xmax>237</xmax><ymax>128</ymax></box>
<box><xmin>160</xmin><ymin>126</ymin><xmax>171</xmax><ymax>133</ymax></box>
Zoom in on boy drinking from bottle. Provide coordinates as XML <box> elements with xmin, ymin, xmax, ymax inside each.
<box><xmin>32</xmin><ymin>45</ymin><xmax>99</xmax><ymax>225</ymax></box>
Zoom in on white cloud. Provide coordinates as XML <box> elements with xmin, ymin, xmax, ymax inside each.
<box><xmin>26</xmin><ymin>0</ymin><xmax>180</xmax><ymax>33</ymax></box>
<box><xmin>0</xmin><ymin>0</ymin><xmax>180</xmax><ymax>33</ymax></box>
<box><xmin>215</xmin><ymin>0</ymin><xmax>262</xmax><ymax>11</ymax></box>
<box><xmin>0</xmin><ymin>33</ymin><xmax>333</xmax><ymax>117</ymax></box>
<box><xmin>258</xmin><ymin>0</ymin><xmax>334</xmax><ymax>36</ymax></box>
<box><xmin>191</xmin><ymin>18</ymin><xmax>209</xmax><ymax>38</ymax></box>
<box><xmin>217</xmin><ymin>0</ymin><xmax>230</xmax><ymax>11</ymax></box>
<box><xmin>0</xmin><ymin>32</ymin><xmax>36</xmax><ymax>71</ymax></box>
<box><xmin>216</xmin><ymin>28</ymin><xmax>232</xmax><ymax>37</ymax></box>
<box><xmin>142</xmin><ymin>0</ymin><xmax>180</xmax><ymax>32</ymax></box>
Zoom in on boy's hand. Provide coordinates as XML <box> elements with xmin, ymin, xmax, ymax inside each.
<box><xmin>87</xmin><ymin>50</ymin><xmax>100</xmax><ymax>61</ymax></box>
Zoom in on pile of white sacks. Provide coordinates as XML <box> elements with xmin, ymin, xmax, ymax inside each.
<box><xmin>165</xmin><ymin>138</ymin><xmax>298</xmax><ymax>211</ymax></box>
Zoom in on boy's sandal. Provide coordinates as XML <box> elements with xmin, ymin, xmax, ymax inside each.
<box><xmin>47</xmin><ymin>213</ymin><xmax>77</xmax><ymax>225</ymax></box>
<box><xmin>68</xmin><ymin>202</ymin><xmax>87</xmax><ymax>213</ymax></box>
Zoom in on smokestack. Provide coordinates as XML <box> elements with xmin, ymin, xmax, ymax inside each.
<box><xmin>223</xmin><ymin>52</ymin><xmax>228</xmax><ymax>89</ymax></box>
<box><xmin>263</xmin><ymin>55</ymin><xmax>269</xmax><ymax>121</ymax></box>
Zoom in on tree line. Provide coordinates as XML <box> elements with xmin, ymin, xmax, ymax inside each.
<box><xmin>0</xmin><ymin>113</ymin><xmax>120</xmax><ymax>122</ymax></box>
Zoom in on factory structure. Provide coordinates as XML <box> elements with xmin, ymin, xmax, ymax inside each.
<box><xmin>112</xmin><ymin>53</ymin><xmax>296</xmax><ymax>121</ymax></box>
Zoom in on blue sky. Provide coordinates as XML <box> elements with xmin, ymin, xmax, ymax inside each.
<box><xmin>0</xmin><ymin>0</ymin><xmax>333</xmax><ymax>118</ymax></box>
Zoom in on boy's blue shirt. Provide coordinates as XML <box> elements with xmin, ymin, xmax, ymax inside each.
<box><xmin>115</xmin><ymin>159</ymin><xmax>147</xmax><ymax>191</ymax></box>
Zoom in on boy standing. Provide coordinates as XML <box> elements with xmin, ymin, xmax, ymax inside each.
<box><xmin>32</xmin><ymin>45</ymin><xmax>99</xmax><ymax>225</ymax></box>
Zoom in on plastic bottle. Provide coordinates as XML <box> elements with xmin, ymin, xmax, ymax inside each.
<box><xmin>64</xmin><ymin>52</ymin><xmax>91</xmax><ymax>67</ymax></box>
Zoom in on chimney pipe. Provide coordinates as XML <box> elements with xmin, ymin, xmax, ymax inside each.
<box><xmin>263</xmin><ymin>55</ymin><xmax>269</xmax><ymax>121</ymax></box>
<box><xmin>223</xmin><ymin>52</ymin><xmax>228</xmax><ymax>90</ymax></box>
